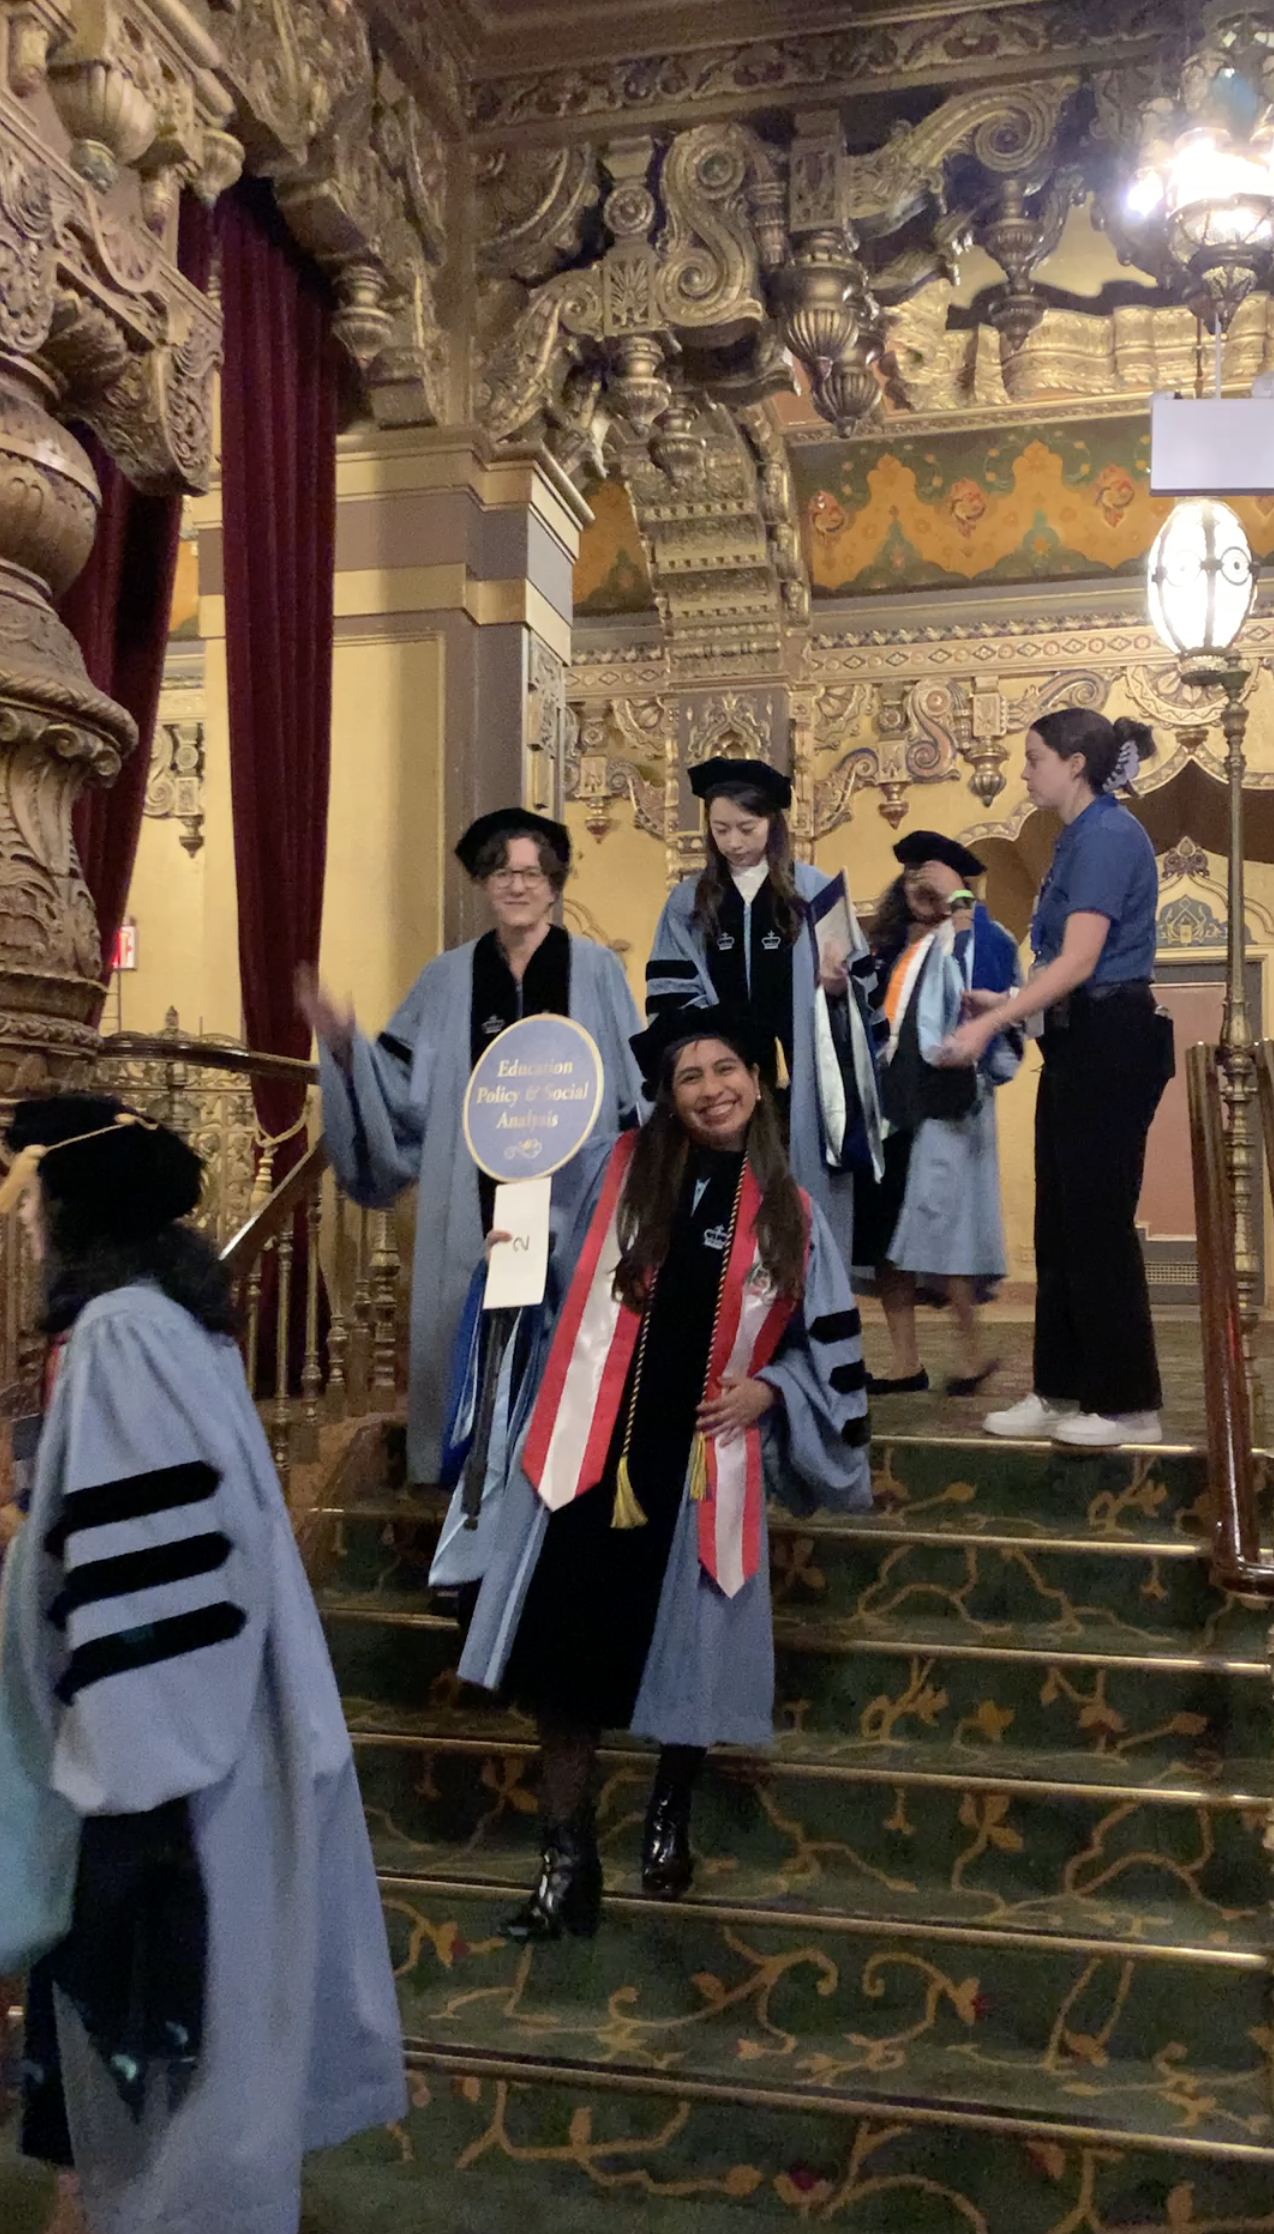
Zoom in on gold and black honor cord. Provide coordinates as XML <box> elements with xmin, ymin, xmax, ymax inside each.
<box><xmin>612</xmin><ymin>1157</ymin><xmax>748</xmax><ymax>1531</ymax></box>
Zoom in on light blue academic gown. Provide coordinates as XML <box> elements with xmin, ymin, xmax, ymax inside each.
<box><xmin>886</xmin><ymin>910</ymin><xmax>1022</xmax><ymax>1282</ymax></box>
<box><xmin>319</xmin><ymin>935</ymin><xmax>642</xmax><ymax>1483</ymax></box>
<box><xmin>646</xmin><ymin>864</ymin><xmax>869</xmax><ymax>1264</ymax></box>
<box><xmin>0</xmin><ymin>1283</ymin><xmax>404</xmax><ymax>2234</ymax></box>
<box><xmin>435</xmin><ymin>1135</ymin><xmax>873</xmax><ymax>1748</ymax></box>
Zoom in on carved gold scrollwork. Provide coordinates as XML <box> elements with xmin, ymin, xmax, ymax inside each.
<box><xmin>468</xmin><ymin>9</ymin><xmax>1162</xmax><ymax>139</ymax></box>
<box><xmin>655</xmin><ymin>124</ymin><xmax>769</xmax><ymax>339</ymax></box>
<box><xmin>524</xmin><ymin>636</ymin><xmax>568</xmax><ymax>818</ymax></box>
<box><xmin>0</xmin><ymin>144</ymin><xmax>59</xmax><ymax>357</ymax></box>
<box><xmin>213</xmin><ymin>6</ymin><xmax>450</xmax><ymax>424</ymax></box>
<box><xmin>477</xmin><ymin>144</ymin><xmax>600</xmax><ymax>284</ymax></box>
<box><xmin>146</xmin><ymin>717</ymin><xmax>204</xmax><ymax>854</ymax></box>
<box><xmin>565</xmin><ymin>693</ymin><xmax>673</xmax><ymax>849</ymax></box>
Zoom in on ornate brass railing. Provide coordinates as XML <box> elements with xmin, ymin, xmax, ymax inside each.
<box><xmin>98</xmin><ymin>1009</ymin><xmax>317</xmax><ymax>1242</ymax></box>
<box><xmin>219</xmin><ymin>1136</ymin><xmax>405</xmax><ymax>1485</ymax></box>
<box><xmin>1189</xmin><ymin>1039</ymin><xmax>1274</xmax><ymax>1595</ymax></box>
<box><xmin>0</xmin><ymin>1023</ymin><xmax>410</xmax><ymax>1489</ymax></box>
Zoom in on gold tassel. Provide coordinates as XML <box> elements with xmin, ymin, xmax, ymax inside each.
<box><xmin>611</xmin><ymin>1453</ymin><xmax>648</xmax><ymax>1530</ymax></box>
<box><xmin>0</xmin><ymin>1113</ymin><xmax>150</xmax><ymax>1216</ymax></box>
<box><xmin>773</xmin><ymin>1039</ymin><xmax>790</xmax><ymax>1091</ymax></box>
<box><xmin>688</xmin><ymin>1431</ymin><xmax>708</xmax><ymax>1503</ymax></box>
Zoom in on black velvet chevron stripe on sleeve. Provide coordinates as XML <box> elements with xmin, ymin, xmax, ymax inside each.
<box><xmin>376</xmin><ymin>1031</ymin><xmax>413</xmax><ymax>1068</ymax></box>
<box><xmin>841</xmin><ymin>1415</ymin><xmax>872</xmax><ymax>1448</ymax></box>
<box><xmin>645</xmin><ymin>959</ymin><xmax>699</xmax><ymax>982</ymax></box>
<box><xmin>55</xmin><ymin>1604</ymin><xmax>248</xmax><ymax>1703</ymax></box>
<box><xmin>44</xmin><ymin>1462</ymin><xmax>220</xmax><ymax>1558</ymax></box>
<box><xmin>830</xmin><ymin>1359</ymin><xmax>867</xmax><ymax>1395</ymax></box>
<box><xmin>48</xmin><ymin>1533</ymin><xmax>233</xmax><ymax>1632</ymax></box>
<box><xmin>809</xmin><ymin>1309</ymin><xmax>862</xmax><ymax>1345</ymax></box>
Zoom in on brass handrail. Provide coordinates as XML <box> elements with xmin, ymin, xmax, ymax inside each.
<box><xmin>100</xmin><ymin>1029</ymin><xmax>317</xmax><ymax>1084</ymax></box>
<box><xmin>1188</xmin><ymin>1039</ymin><xmax>1274</xmax><ymax>1594</ymax></box>
<box><xmin>221</xmin><ymin>1135</ymin><xmax>330</xmax><ymax>1278</ymax></box>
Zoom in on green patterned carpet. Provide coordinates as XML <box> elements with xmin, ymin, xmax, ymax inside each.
<box><xmin>4</xmin><ymin>1428</ymin><xmax>1272</xmax><ymax>2232</ymax></box>
<box><xmin>299</xmin><ymin>1429</ymin><xmax>1274</xmax><ymax>2232</ymax></box>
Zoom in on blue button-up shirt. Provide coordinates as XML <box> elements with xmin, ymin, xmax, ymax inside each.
<box><xmin>1031</xmin><ymin>793</ymin><xmax>1158</xmax><ymax>984</ymax></box>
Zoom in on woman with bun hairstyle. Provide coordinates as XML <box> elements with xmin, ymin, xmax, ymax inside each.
<box><xmin>646</xmin><ymin>759</ymin><xmax>884</xmax><ymax>1263</ymax></box>
<box><xmin>939</xmin><ymin>711</ymin><xmax>1170</xmax><ymax>1448</ymax></box>
<box><xmin>855</xmin><ymin>830</ymin><xmax>1022</xmax><ymax>1398</ymax></box>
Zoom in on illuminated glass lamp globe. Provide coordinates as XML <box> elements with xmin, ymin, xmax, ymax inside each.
<box><xmin>1147</xmin><ymin>497</ymin><xmax>1258</xmax><ymax>665</ymax></box>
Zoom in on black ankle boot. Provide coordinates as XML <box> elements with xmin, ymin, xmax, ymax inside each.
<box><xmin>642</xmin><ymin>1769</ymin><xmax>695</xmax><ymax>1898</ymax></box>
<box><xmin>499</xmin><ymin>1804</ymin><xmax>603</xmax><ymax>1943</ymax></box>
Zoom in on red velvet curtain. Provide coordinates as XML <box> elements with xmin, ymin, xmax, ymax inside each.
<box><xmin>63</xmin><ymin>196</ymin><xmax>216</xmax><ymax>990</ymax></box>
<box><xmin>218</xmin><ymin>174</ymin><xmax>338</xmax><ymax>1148</ymax></box>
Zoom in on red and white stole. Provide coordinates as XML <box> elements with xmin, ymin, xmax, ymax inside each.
<box><xmin>522</xmin><ymin>1134</ymin><xmax>799</xmax><ymax>1598</ymax></box>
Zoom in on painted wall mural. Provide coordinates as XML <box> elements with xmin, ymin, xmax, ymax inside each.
<box><xmin>791</xmin><ymin>418</ymin><xmax>1274</xmax><ymax>598</ymax></box>
<box><xmin>573</xmin><ymin>475</ymin><xmax>655</xmax><ymax>616</ymax></box>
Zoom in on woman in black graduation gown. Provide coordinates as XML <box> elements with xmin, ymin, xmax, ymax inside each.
<box><xmin>646</xmin><ymin>759</ymin><xmax>882</xmax><ymax>1265</ymax></box>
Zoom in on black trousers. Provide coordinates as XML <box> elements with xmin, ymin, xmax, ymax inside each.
<box><xmin>1033</xmin><ymin>991</ymin><xmax>1164</xmax><ymax>1417</ymax></box>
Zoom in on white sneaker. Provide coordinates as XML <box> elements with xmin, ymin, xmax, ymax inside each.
<box><xmin>983</xmin><ymin>1394</ymin><xmax>1079</xmax><ymax>1439</ymax></box>
<box><xmin>1052</xmin><ymin>1410</ymin><xmax>1163</xmax><ymax>1449</ymax></box>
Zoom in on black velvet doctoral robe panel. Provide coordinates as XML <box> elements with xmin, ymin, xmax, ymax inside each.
<box><xmin>502</xmin><ymin>1148</ymin><xmax>743</xmax><ymax>1728</ymax></box>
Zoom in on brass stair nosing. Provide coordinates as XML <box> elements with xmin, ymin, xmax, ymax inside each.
<box><xmin>347</xmin><ymin>1726</ymin><xmax>1272</xmax><ymax>1807</ymax></box>
<box><xmin>773</xmin><ymin>1625</ymin><xmax>1270</xmax><ymax>1676</ymax></box>
<box><xmin>375</xmin><ymin>1870</ymin><xmax>1273</xmax><ymax>1966</ymax></box>
<box><xmin>770</xmin><ymin>1521</ymin><xmax>1210</xmax><ymax>1558</ymax></box>
<box><xmin>874</xmin><ymin>1433</ymin><xmax>1207</xmax><ymax>1458</ymax></box>
<box><xmin>320</xmin><ymin>1602</ymin><xmax>1267</xmax><ymax>1668</ymax></box>
<box><xmin>320</xmin><ymin>1601</ymin><xmax>457</xmax><ymax>1629</ymax></box>
<box><xmin>398</xmin><ymin>2040</ymin><xmax>1274</xmax><ymax>2164</ymax></box>
<box><xmin>314</xmin><ymin>1498</ymin><xmax>447</xmax><ymax>1521</ymax></box>
<box><xmin>318</xmin><ymin>1515</ymin><xmax>1210</xmax><ymax>1557</ymax></box>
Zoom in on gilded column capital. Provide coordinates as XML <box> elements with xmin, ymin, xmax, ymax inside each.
<box><xmin>211</xmin><ymin>1</ymin><xmax>455</xmax><ymax>425</ymax></box>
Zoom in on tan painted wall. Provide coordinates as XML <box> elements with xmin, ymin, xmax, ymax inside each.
<box><xmin>111</xmin><ymin>629</ymin><xmax>241</xmax><ymax>1040</ymax></box>
<box><xmin>319</xmin><ymin>633</ymin><xmax>447</xmax><ymax>1028</ymax></box>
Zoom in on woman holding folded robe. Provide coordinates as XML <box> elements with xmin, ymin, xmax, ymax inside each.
<box><xmin>645</xmin><ymin>757</ymin><xmax>884</xmax><ymax>1264</ymax></box>
<box><xmin>854</xmin><ymin>831</ymin><xmax>1022</xmax><ymax>1398</ymax></box>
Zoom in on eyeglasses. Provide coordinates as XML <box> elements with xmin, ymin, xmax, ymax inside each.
<box><xmin>487</xmin><ymin>868</ymin><xmax>550</xmax><ymax>890</ymax></box>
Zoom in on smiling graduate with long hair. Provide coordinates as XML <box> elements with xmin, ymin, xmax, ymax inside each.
<box><xmin>434</xmin><ymin>1007</ymin><xmax>873</xmax><ymax>1943</ymax></box>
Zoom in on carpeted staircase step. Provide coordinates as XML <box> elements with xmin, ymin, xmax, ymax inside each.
<box><xmin>301</xmin><ymin>2054</ymin><xmax>1274</xmax><ymax>2234</ymax></box>
<box><xmin>343</xmin><ymin>1697</ymin><xmax>1271</xmax><ymax>1794</ymax></box>
<box><xmin>318</xmin><ymin>1595</ymin><xmax>1272</xmax><ymax>1771</ymax></box>
<box><xmin>313</xmin><ymin>1498</ymin><xmax>1257</xmax><ymax>1646</ymax></box>
<box><xmin>300</xmin><ymin>1429</ymin><xmax>1273</xmax><ymax>2231</ymax></box>
<box><xmin>306</xmin><ymin>1437</ymin><xmax>1224</xmax><ymax>1608</ymax></box>
<box><xmin>376</xmin><ymin>1877</ymin><xmax>1273</xmax><ymax>2136</ymax></box>
<box><xmin>345</xmin><ymin>1695</ymin><xmax>1271</xmax><ymax>1788</ymax></box>
<box><xmin>871</xmin><ymin>1435</ymin><xmax>1216</xmax><ymax>1540</ymax></box>
<box><xmin>350</xmin><ymin>1731</ymin><xmax>1273</xmax><ymax>1950</ymax></box>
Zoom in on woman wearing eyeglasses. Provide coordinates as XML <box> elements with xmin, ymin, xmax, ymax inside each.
<box><xmin>299</xmin><ymin>809</ymin><xmax>642</xmax><ymax>1485</ymax></box>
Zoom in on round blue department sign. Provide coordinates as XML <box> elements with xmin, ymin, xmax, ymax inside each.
<box><xmin>462</xmin><ymin>1014</ymin><xmax>605</xmax><ymax>1181</ymax></box>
